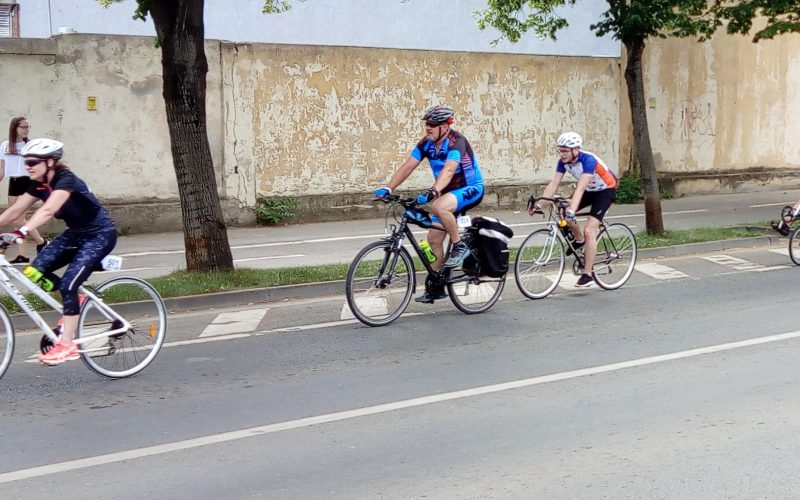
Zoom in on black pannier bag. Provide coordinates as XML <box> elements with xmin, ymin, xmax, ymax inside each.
<box><xmin>462</xmin><ymin>216</ymin><xmax>514</xmax><ymax>278</ymax></box>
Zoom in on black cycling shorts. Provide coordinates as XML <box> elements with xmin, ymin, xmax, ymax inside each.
<box><xmin>8</xmin><ymin>176</ymin><xmax>31</xmax><ymax>197</ymax></box>
<box><xmin>578</xmin><ymin>188</ymin><xmax>616</xmax><ymax>221</ymax></box>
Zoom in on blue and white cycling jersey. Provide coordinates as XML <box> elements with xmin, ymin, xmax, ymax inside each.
<box><xmin>411</xmin><ymin>130</ymin><xmax>484</xmax><ymax>193</ymax></box>
<box><xmin>556</xmin><ymin>150</ymin><xmax>618</xmax><ymax>192</ymax></box>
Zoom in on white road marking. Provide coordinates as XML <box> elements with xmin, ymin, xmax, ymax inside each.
<box><xmin>750</xmin><ymin>202</ymin><xmax>794</xmax><ymax>208</ymax></box>
<box><xmin>770</xmin><ymin>248</ymin><xmax>790</xmax><ymax>257</ymax></box>
<box><xmin>635</xmin><ymin>262</ymin><xmax>689</xmax><ymax>280</ymax></box>
<box><xmin>94</xmin><ymin>267</ymin><xmax>163</xmax><ymax>275</ymax></box>
<box><xmin>558</xmin><ymin>273</ymin><xmax>580</xmax><ymax>289</ymax></box>
<box><xmin>23</xmin><ymin>334</ymin><xmax>254</xmax><ymax>363</ymax></box>
<box><xmin>234</xmin><ymin>254</ymin><xmax>305</xmax><ymax>263</ymax></box>
<box><xmin>5</xmin><ymin>328</ymin><xmax>800</xmax><ymax>484</ymax></box>
<box><xmin>702</xmin><ymin>254</ymin><xmax>764</xmax><ymax>271</ymax></box>
<box><xmin>340</xmin><ymin>297</ymin><xmax>388</xmax><ymax>320</ymax></box>
<box><xmin>200</xmin><ymin>309</ymin><xmax>268</xmax><ymax>338</ymax></box>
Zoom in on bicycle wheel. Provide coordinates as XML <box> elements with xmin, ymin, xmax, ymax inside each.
<box><xmin>593</xmin><ymin>223</ymin><xmax>637</xmax><ymax>290</ymax></box>
<box><xmin>514</xmin><ymin>228</ymin><xmax>566</xmax><ymax>299</ymax></box>
<box><xmin>447</xmin><ymin>269</ymin><xmax>506</xmax><ymax>314</ymax></box>
<box><xmin>346</xmin><ymin>241</ymin><xmax>415</xmax><ymax>327</ymax></box>
<box><xmin>77</xmin><ymin>276</ymin><xmax>167</xmax><ymax>379</ymax></box>
<box><xmin>789</xmin><ymin>227</ymin><xmax>800</xmax><ymax>266</ymax></box>
<box><xmin>0</xmin><ymin>305</ymin><xmax>14</xmax><ymax>380</ymax></box>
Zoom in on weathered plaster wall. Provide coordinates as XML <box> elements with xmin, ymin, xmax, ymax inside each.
<box><xmin>640</xmin><ymin>32</ymin><xmax>800</xmax><ymax>193</ymax></box>
<box><xmin>223</xmin><ymin>43</ymin><xmax>621</xmax><ymax>200</ymax></box>
<box><xmin>4</xmin><ymin>31</ymin><xmax>799</xmax><ymax>230</ymax></box>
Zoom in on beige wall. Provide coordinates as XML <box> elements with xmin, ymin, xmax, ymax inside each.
<box><xmin>640</xmin><ymin>32</ymin><xmax>800</xmax><ymax>191</ymax></box>
<box><xmin>2</xmin><ymin>32</ymin><xmax>798</xmax><ymax>229</ymax></box>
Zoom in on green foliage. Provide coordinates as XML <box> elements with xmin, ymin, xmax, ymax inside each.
<box><xmin>474</xmin><ymin>0</ymin><xmax>719</xmax><ymax>44</ymax></box>
<box><xmin>474</xmin><ymin>0</ymin><xmax>573</xmax><ymax>44</ymax></box>
<box><xmin>615</xmin><ymin>171</ymin><xmax>642</xmax><ymax>204</ymax></box>
<box><xmin>255</xmin><ymin>196</ymin><xmax>297</xmax><ymax>225</ymax></box>
<box><xmin>713</xmin><ymin>0</ymin><xmax>800</xmax><ymax>41</ymax></box>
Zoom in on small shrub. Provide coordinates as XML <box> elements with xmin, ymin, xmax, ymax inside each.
<box><xmin>255</xmin><ymin>196</ymin><xmax>297</xmax><ymax>225</ymax></box>
<box><xmin>616</xmin><ymin>171</ymin><xmax>641</xmax><ymax>204</ymax></box>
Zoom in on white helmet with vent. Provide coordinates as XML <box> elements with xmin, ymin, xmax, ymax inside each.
<box><xmin>21</xmin><ymin>138</ymin><xmax>63</xmax><ymax>160</ymax></box>
<box><xmin>556</xmin><ymin>132</ymin><xmax>582</xmax><ymax>148</ymax></box>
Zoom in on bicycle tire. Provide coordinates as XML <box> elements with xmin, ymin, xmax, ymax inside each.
<box><xmin>346</xmin><ymin>241</ymin><xmax>415</xmax><ymax>327</ymax></box>
<box><xmin>514</xmin><ymin>228</ymin><xmax>566</xmax><ymax>299</ymax></box>
<box><xmin>789</xmin><ymin>227</ymin><xmax>800</xmax><ymax>266</ymax></box>
<box><xmin>447</xmin><ymin>271</ymin><xmax>505</xmax><ymax>314</ymax></box>
<box><xmin>77</xmin><ymin>276</ymin><xmax>167</xmax><ymax>379</ymax></box>
<box><xmin>592</xmin><ymin>223</ymin><xmax>637</xmax><ymax>290</ymax></box>
<box><xmin>0</xmin><ymin>305</ymin><xmax>14</xmax><ymax>380</ymax></box>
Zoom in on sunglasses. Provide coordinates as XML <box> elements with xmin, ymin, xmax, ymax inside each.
<box><xmin>24</xmin><ymin>159</ymin><xmax>44</xmax><ymax>167</ymax></box>
<box><xmin>425</xmin><ymin>121</ymin><xmax>445</xmax><ymax>127</ymax></box>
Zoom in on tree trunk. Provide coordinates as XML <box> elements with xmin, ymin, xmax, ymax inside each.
<box><xmin>149</xmin><ymin>0</ymin><xmax>234</xmax><ymax>271</ymax></box>
<box><xmin>623</xmin><ymin>37</ymin><xmax>664</xmax><ymax>234</ymax></box>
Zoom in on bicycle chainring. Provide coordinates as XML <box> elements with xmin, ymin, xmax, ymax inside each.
<box><xmin>425</xmin><ymin>273</ymin><xmax>446</xmax><ymax>293</ymax></box>
<box><xmin>40</xmin><ymin>328</ymin><xmax>61</xmax><ymax>354</ymax></box>
<box><xmin>572</xmin><ymin>258</ymin><xmax>583</xmax><ymax>276</ymax></box>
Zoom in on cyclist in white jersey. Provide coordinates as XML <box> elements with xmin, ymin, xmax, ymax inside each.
<box><xmin>533</xmin><ymin>132</ymin><xmax>618</xmax><ymax>288</ymax></box>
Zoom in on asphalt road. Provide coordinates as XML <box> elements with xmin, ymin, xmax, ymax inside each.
<box><xmin>2</xmin><ymin>245</ymin><xmax>799</xmax><ymax>498</ymax></box>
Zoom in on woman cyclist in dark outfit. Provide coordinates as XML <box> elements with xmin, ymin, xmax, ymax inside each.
<box><xmin>0</xmin><ymin>138</ymin><xmax>117</xmax><ymax>365</ymax></box>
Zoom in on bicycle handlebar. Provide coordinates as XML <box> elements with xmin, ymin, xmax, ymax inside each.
<box><xmin>374</xmin><ymin>194</ymin><xmax>422</xmax><ymax>209</ymax></box>
<box><xmin>528</xmin><ymin>195</ymin><xmax>571</xmax><ymax>207</ymax></box>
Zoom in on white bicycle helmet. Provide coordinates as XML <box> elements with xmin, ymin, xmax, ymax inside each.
<box><xmin>21</xmin><ymin>138</ymin><xmax>63</xmax><ymax>160</ymax></box>
<box><xmin>556</xmin><ymin>132</ymin><xmax>582</xmax><ymax>148</ymax></box>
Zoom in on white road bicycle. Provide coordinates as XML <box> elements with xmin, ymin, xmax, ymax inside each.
<box><xmin>514</xmin><ymin>196</ymin><xmax>638</xmax><ymax>299</ymax></box>
<box><xmin>0</xmin><ymin>242</ymin><xmax>167</xmax><ymax>380</ymax></box>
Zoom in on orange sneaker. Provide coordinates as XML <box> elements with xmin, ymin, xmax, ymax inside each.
<box><xmin>38</xmin><ymin>342</ymin><xmax>79</xmax><ymax>365</ymax></box>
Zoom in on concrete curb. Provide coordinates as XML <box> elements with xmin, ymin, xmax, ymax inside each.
<box><xmin>637</xmin><ymin>235</ymin><xmax>779</xmax><ymax>259</ymax></box>
<box><xmin>10</xmin><ymin>235</ymin><xmax>784</xmax><ymax>328</ymax></box>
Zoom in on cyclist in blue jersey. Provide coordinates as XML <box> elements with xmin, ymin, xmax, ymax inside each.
<box><xmin>533</xmin><ymin>132</ymin><xmax>618</xmax><ymax>288</ymax></box>
<box><xmin>375</xmin><ymin>105</ymin><xmax>484</xmax><ymax>303</ymax></box>
<box><xmin>0</xmin><ymin>138</ymin><xmax>117</xmax><ymax>365</ymax></box>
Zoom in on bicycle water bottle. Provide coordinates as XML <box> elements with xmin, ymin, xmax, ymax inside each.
<box><xmin>23</xmin><ymin>265</ymin><xmax>55</xmax><ymax>292</ymax></box>
<box><xmin>419</xmin><ymin>240</ymin><xmax>437</xmax><ymax>263</ymax></box>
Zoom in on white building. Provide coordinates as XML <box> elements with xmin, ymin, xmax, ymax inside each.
<box><xmin>4</xmin><ymin>0</ymin><xmax>619</xmax><ymax>56</ymax></box>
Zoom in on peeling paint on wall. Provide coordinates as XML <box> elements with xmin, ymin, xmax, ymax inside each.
<box><xmin>225</xmin><ymin>44</ymin><xmax>620</xmax><ymax>198</ymax></box>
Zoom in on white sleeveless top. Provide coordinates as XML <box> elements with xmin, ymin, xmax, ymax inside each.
<box><xmin>0</xmin><ymin>140</ymin><xmax>28</xmax><ymax>178</ymax></box>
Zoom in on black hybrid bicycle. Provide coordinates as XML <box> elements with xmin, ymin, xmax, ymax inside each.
<box><xmin>345</xmin><ymin>195</ymin><xmax>505</xmax><ymax>327</ymax></box>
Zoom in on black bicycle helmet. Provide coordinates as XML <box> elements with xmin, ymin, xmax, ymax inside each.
<box><xmin>422</xmin><ymin>105</ymin><xmax>454</xmax><ymax>125</ymax></box>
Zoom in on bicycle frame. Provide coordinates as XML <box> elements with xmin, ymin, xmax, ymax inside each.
<box><xmin>383</xmin><ymin>205</ymin><xmax>473</xmax><ymax>285</ymax></box>
<box><xmin>0</xmin><ymin>254</ymin><xmax>130</xmax><ymax>353</ymax></box>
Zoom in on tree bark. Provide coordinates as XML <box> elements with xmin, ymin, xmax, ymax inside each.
<box><xmin>623</xmin><ymin>37</ymin><xmax>664</xmax><ymax>234</ymax></box>
<box><xmin>149</xmin><ymin>0</ymin><xmax>234</xmax><ymax>271</ymax></box>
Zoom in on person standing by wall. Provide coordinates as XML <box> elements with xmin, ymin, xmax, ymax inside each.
<box><xmin>0</xmin><ymin>117</ymin><xmax>48</xmax><ymax>263</ymax></box>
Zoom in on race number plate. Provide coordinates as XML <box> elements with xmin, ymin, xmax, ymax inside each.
<box><xmin>456</xmin><ymin>215</ymin><xmax>472</xmax><ymax>228</ymax></box>
<box><xmin>101</xmin><ymin>255</ymin><xmax>123</xmax><ymax>271</ymax></box>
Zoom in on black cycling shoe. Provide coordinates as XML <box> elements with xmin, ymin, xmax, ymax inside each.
<box><xmin>10</xmin><ymin>255</ymin><xmax>29</xmax><ymax>264</ymax></box>
<box><xmin>566</xmin><ymin>240</ymin><xmax>585</xmax><ymax>256</ymax></box>
<box><xmin>771</xmin><ymin>221</ymin><xmax>790</xmax><ymax>237</ymax></box>
<box><xmin>36</xmin><ymin>237</ymin><xmax>49</xmax><ymax>254</ymax></box>
<box><xmin>415</xmin><ymin>289</ymin><xmax>448</xmax><ymax>304</ymax></box>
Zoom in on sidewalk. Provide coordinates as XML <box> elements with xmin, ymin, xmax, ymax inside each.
<box><xmin>103</xmin><ymin>189</ymin><xmax>800</xmax><ymax>311</ymax></box>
